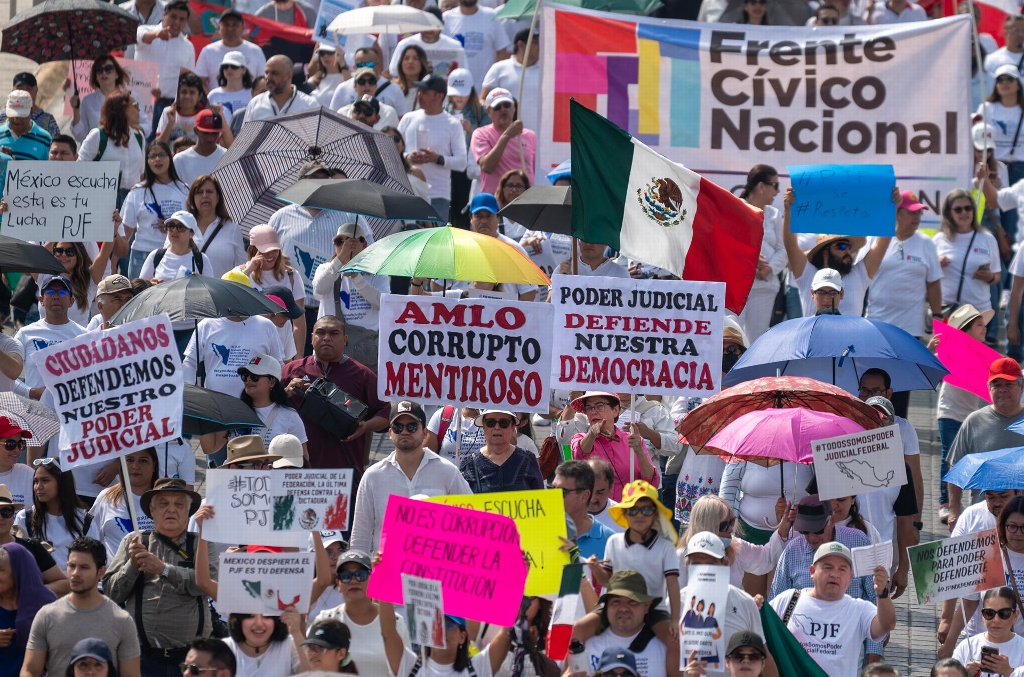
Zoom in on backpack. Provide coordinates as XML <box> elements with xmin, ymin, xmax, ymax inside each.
<box><xmin>152</xmin><ymin>248</ymin><xmax>205</xmax><ymax>275</ymax></box>
<box><xmin>93</xmin><ymin>128</ymin><xmax>144</xmax><ymax>161</ymax></box>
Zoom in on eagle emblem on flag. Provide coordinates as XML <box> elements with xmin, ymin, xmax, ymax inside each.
<box><xmin>637</xmin><ymin>178</ymin><xmax>687</xmax><ymax>227</ymax></box>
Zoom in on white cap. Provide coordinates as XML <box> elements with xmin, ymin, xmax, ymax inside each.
<box><xmin>996</xmin><ymin>63</ymin><xmax>1022</xmax><ymax>81</ymax></box>
<box><xmin>270</xmin><ymin>434</ymin><xmax>304</xmax><ymax>468</ymax></box>
<box><xmin>166</xmin><ymin>210</ymin><xmax>198</xmax><ymax>233</ymax></box>
<box><xmin>5</xmin><ymin>91</ymin><xmax>31</xmax><ymax>118</ymax></box>
<box><xmin>812</xmin><ymin>541</ymin><xmax>853</xmax><ymax>566</ymax></box>
<box><xmin>811</xmin><ymin>267</ymin><xmax>843</xmax><ymax>292</ymax></box>
<box><xmin>485</xmin><ymin>87</ymin><xmax>515</xmax><ymax>109</ymax></box>
<box><xmin>973</xmin><ymin>122</ymin><xmax>996</xmax><ymax>151</ymax></box>
<box><xmin>685</xmin><ymin>531</ymin><xmax>726</xmax><ymax>560</ymax></box>
<box><xmin>447</xmin><ymin>68</ymin><xmax>473</xmax><ymax>98</ymax></box>
<box><xmin>221</xmin><ymin>50</ymin><xmax>247</xmax><ymax>68</ymax></box>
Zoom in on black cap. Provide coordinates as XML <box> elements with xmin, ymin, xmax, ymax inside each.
<box><xmin>304</xmin><ymin>620</ymin><xmax>352</xmax><ymax>649</ymax></box>
<box><xmin>726</xmin><ymin>631</ymin><xmax>766</xmax><ymax>658</ymax></box>
<box><xmin>413</xmin><ymin>74</ymin><xmax>447</xmax><ymax>94</ymax></box>
<box><xmin>353</xmin><ymin>97</ymin><xmax>380</xmax><ymax>114</ymax></box>
<box><xmin>390</xmin><ymin>401</ymin><xmax>426</xmax><ymax>427</ymax></box>
<box><xmin>514</xmin><ymin>27</ymin><xmax>538</xmax><ymax>46</ymax></box>
<box><xmin>263</xmin><ymin>284</ymin><xmax>304</xmax><ymax>320</ymax></box>
<box><xmin>13</xmin><ymin>72</ymin><xmax>37</xmax><ymax>88</ymax></box>
<box><xmin>220</xmin><ymin>8</ymin><xmax>244</xmax><ymax>21</ymax></box>
<box><xmin>337</xmin><ymin>549</ymin><xmax>372</xmax><ymax>570</ymax></box>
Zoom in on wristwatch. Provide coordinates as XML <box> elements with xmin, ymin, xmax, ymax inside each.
<box><xmin>435</xmin><ymin>155</ymin><xmax>445</xmax><ymax>166</ymax></box>
<box><xmin>161</xmin><ymin>563</ymin><xmax>171</xmax><ymax>577</ymax></box>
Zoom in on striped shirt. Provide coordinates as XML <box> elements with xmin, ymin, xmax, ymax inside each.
<box><xmin>268</xmin><ymin>204</ymin><xmax>360</xmax><ymax>306</ymax></box>
<box><xmin>0</xmin><ymin>121</ymin><xmax>52</xmax><ymax>160</ymax></box>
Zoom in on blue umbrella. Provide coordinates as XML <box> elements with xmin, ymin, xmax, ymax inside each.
<box><xmin>722</xmin><ymin>315</ymin><xmax>948</xmax><ymax>394</ymax></box>
<box><xmin>942</xmin><ymin>447</ymin><xmax>1024</xmax><ymax>491</ymax></box>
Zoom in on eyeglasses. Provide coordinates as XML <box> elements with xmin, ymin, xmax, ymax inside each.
<box><xmin>52</xmin><ymin>247</ymin><xmax>77</xmax><ymax>257</ymax></box>
<box><xmin>390</xmin><ymin>422</ymin><xmax>420</xmax><ymax>434</ymax></box>
<box><xmin>239</xmin><ymin>371</ymin><xmax>268</xmax><ymax>382</ymax></box>
<box><xmin>355</xmin><ymin>77</ymin><xmax>376</xmax><ymax>86</ymax></box>
<box><xmin>583</xmin><ymin>402</ymin><xmax>612</xmax><ymax>414</ymax></box>
<box><xmin>718</xmin><ymin>517</ymin><xmax>736</xmax><ymax>533</ymax></box>
<box><xmin>729</xmin><ymin>651</ymin><xmax>764</xmax><ymax>662</ymax></box>
<box><xmin>831</xmin><ymin>241</ymin><xmax>852</xmax><ymax>251</ymax></box>
<box><xmin>998</xmin><ymin>75</ymin><xmax>1019</xmax><ymax>84</ymax></box>
<box><xmin>3</xmin><ymin>439</ymin><xmax>27</xmax><ymax>452</ymax></box>
<box><xmin>482</xmin><ymin>418</ymin><xmax>514</xmax><ymax>429</ymax></box>
<box><xmin>560</xmin><ymin>487</ymin><xmax>587</xmax><ymax>496</ymax></box>
<box><xmin>148</xmin><ymin>153</ymin><xmax>169</xmax><ymax>160</ymax></box>
<box><xmin>982</xmin><ymin>607</ymin><xmax>1016</xmax><ymax>620</ymax></box>
<box><xmin>43</xmin><ymin>288</ymin><xmax>70</xmax><ymax>298</ymax></box>
<box><xmin>232</xmin><ymin>460</ymin><xmax>269</xmax><ymax>470</ymax></box>
<box><xmin>859</xmin><ymin>386</ymin><xmax>886</xmax><ymax>396</ymax></box>
<box><xmin>165</xmin><ymin>222</ymin><xmax>191</xmax><ymax>232</ymax></box>
<box><xmin>98</xmin><ymin>64</ymin><xmax>117</xmax><ymax>74</ymax></box>
<box><xmin>951</xmin><ymin>205</ymin><xmax>974</xmax><ymax>214</ymax></box>
<box><xmin>491</xmin><ymin>101</ymin><xmax>513</xmax><ymax>111</ymax></box>
<box><xmin>505</xmin><ymin>183</ymin><xmax>527</xmax><ymax>191</ymax></box>
<box><xmin>0</xmin><ymin>507</ymin><xmax>14</xmax><ymax>519</ymax></box>
<box><xmin>334</xmin><ymin>237</ymin><xmax>365</xmax><ymax>247</ymax></box>
<box><xmin>224</xmin><ymin>64</ymin><xmax>243</xmax><ymax>70</ymax></box>
<box><xmin>355</xmin><ymin>61</ymin><xmax>376</xmax><ymax>69</ymax></box>
<box><xmin>1006</xmin><ymin>523</ymin><xmax>1024</xmax><ymax>534</ymax></box>
<box><xmin>817</xmin><ymin>16</ymin><xmax>838</xmax><ymax>23</ymax></box>
<box><xmin>813</xmin><ymin>289</ymin><xmax>839</xmax><ymax>297</ymax></box>
<box><xmin>765</xmin><ymin>181</ymin><xmax>780</xmax><ymax>189</ymax></box>
<box><xmin>180</xmin><ymin>665</ymin><xmax>219</xmax><ymax>675</ymax></box>
<box><xmin>623</xmin><ymin>505</ymin><xmax>657</xmax><ymax>517</ymax></box>
<box><xmin>798</xmin><ymin>527</ymin><xmax>826</xmax><ymax>536</ymax></box>
<box><xmin>338</xmin><ymin>568</ymin><xmax>370</xmax><ymax>583</ymax></box>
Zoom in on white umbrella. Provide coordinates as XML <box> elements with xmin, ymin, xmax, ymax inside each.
<box><xmin>327</xmin><ymin>5</ymin><xmax>442</xmax><ymax>35</ymax></box>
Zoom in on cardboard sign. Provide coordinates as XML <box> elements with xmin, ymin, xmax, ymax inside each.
<box><xmin>787</xmin><ymin>164</ymin><xmax>897</xmax><ymax>236</ymax></box>
<box><xmin>366</xmin><ymin>495</ymin><xmax>528</xmax><ymax>626</ymax></box>
<box><xmin>550</xmin><ymin>275</ymin><xmax>725</xmax><ymax>397</ymax></box>
<box><xmin>680</xmin><ymin>564</ymin><xmax>729</xmax><ymax>670</ymax></box>
<box><xmin>428</xmin><ymin>489</ymin><xmax>569</xmax><ymax>596</ymax></box>
<box><xmin>204</xmin><ymin>470</ymin><xmax>307</xmax><ymax>547</ymax></box>
<box><xmin>909</xmin><ymin>529</ymin><xmax>1005</xmax><ymax>605</ymax></box>
<box><xmin>934</xmin><ymin>319</ymin><xmax>1001</xmax><ymax>403</ymax></box>
<box><xmin>811</xmin><ymin>424</ymin><xmax>907</xmax><ymax>501</ymax></box>
<box><xmin>402</xmin><ymin>574</ymin><xmax>446</xmax><ymax>650</ymax></box>
<box><xmin>272</xmin><ymin>468</ymin><xmax>353</xmax><ymax>532</ymax></box>
<box><xmin>31</xmin><ymin>315</ymin><xmax>183</xmax><ymax>469</ymax></box>
<box><xmin>378</xmin><ymin>295</ymin><xmax>554</xmax><ymax>411</ymax></box>
<box><xmin>2</xmin><ymin>161</ymin><xmax>119</xmax><ymax>243</ymax></box>
<box><xmin>64</xmin><ymin>58</ymin><xmax>159</xmax><ymax>123</ymax></box>
<box><xmin>218</xmin><ymin>552</ymin><xmax>315</xmax><ymax>615</ymax></box>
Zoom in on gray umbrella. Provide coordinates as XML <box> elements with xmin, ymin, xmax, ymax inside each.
<box><xmin>109</xmin><ymin>276</ymin><xmax>285</xmax><ymax>325</ymax></box>
<box><xmin>496</xmin><ymin>186</ymin><xmax>572</xmax><ymax>236</ymax></box>
<box><xmin>277</xmin><ymin>178</ymin><xmax>443</xmax><ymax>222</ymax></box>
<box><xmin>0</xmin><ymin>395</ymin><xmax>60</xmax><ymax>447</ymax></box>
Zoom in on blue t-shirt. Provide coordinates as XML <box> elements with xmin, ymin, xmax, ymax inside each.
<box><xmin>0</xmin><ymin>605</ymin><xmax>21</xmax><ymax>677</ymax></box>
<box><xmin>578</xmin><ymin>516</ymin><xmax>615</xmax><ymax>562</ymax></box>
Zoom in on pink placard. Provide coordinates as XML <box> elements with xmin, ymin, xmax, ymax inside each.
<box><xmin>933</xmin><ymin>319</ymin><xmax>1001</xmax><ymax>403</ymax></box>
<box><xmin>366</xmin><ymin>495</ymin><xmax>528</xmax><ymax>626</ymax></box>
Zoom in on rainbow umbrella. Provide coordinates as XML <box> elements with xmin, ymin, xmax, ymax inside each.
<box><xmin>341</xmin><ymin>226</ymin><xmax>551</xmax><ymax>285</ymax></box>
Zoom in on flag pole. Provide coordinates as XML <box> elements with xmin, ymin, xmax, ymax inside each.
<box><xmin>517</xmin><ymin>0</ymin><xmax>542</xmax><ymax>172</ymax></box>
<box><xmin>121</xmin><ymin>455</ymin><xmax>140</xmax><ymax>532</ymax></box>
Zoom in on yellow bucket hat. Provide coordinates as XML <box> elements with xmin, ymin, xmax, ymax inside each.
<box><xmin>609</xmin><ymin>480</ymin><xmax>678</xmax><ymax>545</ymax></box>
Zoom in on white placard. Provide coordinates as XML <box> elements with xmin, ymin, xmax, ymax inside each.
<box><xmin>550</xmin><ymin>275</ymin><xmax>724</xmax><ymax>397</ymax></box>
<box><xmin>812</xmin><ymin>424</ymin><xmax>907</xmax><ymax>501</ymax></box>
<box><xmin>679</xmin><ymin>563</ymin><xmax>729</xmax><ymax>671</ymax></box>
<box><xmin>31</xmin><ymin>315</ymin><xmax>183</xmax><ymax>469</ymax></box>
<box><xmin>852</xmin><ymin>540</ymin><xmax>893</xmax><ymax>579</ymax></box>
<box><xmin>217</xmin><ymin>552</ymin><xmax>315</xmax><ymax>615</ymax></box>
<box><xmin>402</xmin><ymin>574</ymin><xmax>446</xmax><ymax>649</ymax></box>
<box><xmin>2</xmin><ymin>161</ymin><xmax>119</xmax><ymax>242</ymax></box>
<box><xmin>203</xmin><ymin>470</ymin><xmax>306</xmax><ymax>547</ymax></box>
<box><xmin>272</xmin><ymin>468</ymin><xmax>353</xmax><ymax>532</ymax></box>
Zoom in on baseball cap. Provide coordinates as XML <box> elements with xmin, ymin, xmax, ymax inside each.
<box><xmin>485</xmin><ymin>88</ymin><xmax>514</xmax><ymax>109</ymax></box>
<box><xmin>996</xmin><ymin>63</ymin><xmax>1022</xmax><ymax>81</ymax></box>
<box><xmin>0</xmin><ymin>415</ymin><xmax>32</xmax><ymax>440</ymax></box>
<box><xmin>269</xmin><ymin>434</ymin><xmax>304</xmax><ymax>468</ymax></box>
<box><xmin>811</xmin><ymin>268</ymin><xmax>843</xmax><ymax>292</ymax></box>
<box><xmin>989</xmin><ymin>357</ymin><xmax>1023</xmax><ymax>383</ymax></box>
<box><xmin>6</xmin><ymin>91</ymin><xmax>32</xmax><ymax>118</ymax></box>
<box><xmin>220</xmin><ymin>8</ymin><xmax>244</xmax><ymax>22</ymax></box>
<box><xmin>793</xmin><ymin>494</ymin><xmax>832</xmax><ymax>533</ymax></box>
<box><xmin>599</xmin><ymin>570</ymin><xmax>656</xmax><ymax>604</ymax></box>
<box><xmin>194</xmin><ymin>109</ymin><xmax>224</xmax><ymax>133</ymax></box>
<box><xmin>263</xmin><ymin>285</ymin><xmax>303</xmax><ymax>320</ymax></box>
<box><xmin>318</xmin><ymin>43</ymin><xmax>337</xmax><ymax>53</ymax></box>
<box><xmin>447</xmin><ymin>68</ymin><xmax>473</xmax><ymax>97</ymax></box>
<box><xmin>973</xmin><ymin>123</ymin><xmax>997</xmax><ymax>152</ymax></box>
<box><xmin>165</xmin><ymin>210</ymin><xmax>198</xmax><ymax>233</ymax></box>
<box><xmin>336</xmin><ymin>223</ymin><xmax>367</xmax><ymax>240</ymax></box>
<box><xmin>597</xmin><ymin>648</ymin><xmax>638</xmax><ymax>675</ymax></box>
<box><xmin>390</xmin><ymin>401</ymin><xmax>426</xmax><ymax>427</ymax></box>
<box><xmin>237</xmin><ymin>353</ymin><xmax>282</xmax><ymax>378</ymax></box>
<box><xmin>221</xmin><ymin>269</ymin><xmax>252</xmax><ymax>287</ymax></box>
<box><xmin>221</xmin><ymin>51</ymin><xmax>246</xmax><ymax>70</ymax></box>
<box><xmin>352</xmin><ymin>97</ymin><xmax>380</xmax><ymax>115</ymax></box>
<box><xmin>69</xmin><ymin>638</ymin><xmax>113</xmax><ymax>667</ymax></box>
<box><xmin>320</xmin><ymin>531</ymin><xmax>348</xmax><ymax>549</ymax></box>
<box><xmin>338</xmin><ymin>549</ymin><xmax>372</xmax><ymax>570</ymax></box>
<box><xmin>726</xmin><ymin>631</ymin><xmax>766</xmax><ymax>658</ymax></box>
<box><xmin>468</xmin><ymin>193</ymin><xmax>500</xmax><ymax>215</ymax></box>
<box><xmin>865</xmin><ymin>396</ymin><xmax>895</xmax><ymax>419</ymax></box>
<box><xmin>96</xmin><ymin>274</ymin><xmax>132</xmax><ymax>297</ymax></box>
<box><xmin>812</xmin><ymin>541</ymin><xmax>854</xmax><ymax>566</ymax></box>
<box><xmin>898</xmin><ymin>190</ymin><xmax>927</xmax><ymax>212</ymax></box>
<box><xmin>353</xmin><ymin>66</ymin><xmax>377</xmax><ymax>81</ymax></box>
<box><xmin>38</xmin><ymin>275</ymin><xmax>73</xmax><ymax>295</ymax></box>
<box><xmin>13</xmin><ymin>72</ymin><xmax>37</xmax><ymax>88</ymax></box>
<box><xmin>304</xmin><ymin>620</ymin><xmax>351</xmax><ymax>649</ymax></box>
<box><xmin>249</xmin><ymin>224</ymin><xmax>282</xmax><ymax>253</ymax></box>
<box><xmin>685</xmin><ymin>531</ymin><xmax>726</xmax><ymax>560</ymax></box>
<box><xmin>413</xmin><ymin>74</ymin><xmax>447</xmax><ymax>94</ymax></box>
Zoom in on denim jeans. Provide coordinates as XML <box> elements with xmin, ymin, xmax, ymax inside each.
<box><xmin>785</xmin><ymin>285</ymin><xmax>803</xmax><ymax>320</ymax></box>
<box><xmin>128</xmin><ymin>248</ymin><xmax>150</xmax><ymax>280</ymax></box>
<box><xmin>937</xmin><ymin>417</ymin><xmax>962</xmax><ymax>506</ymax></box>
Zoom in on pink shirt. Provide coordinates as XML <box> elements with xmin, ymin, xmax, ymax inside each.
<box><xmin>570</xmin><ymin>428</ymin><xmax>660</xmax><ymax>502</ymax></box>
<box><xmin>470</xmin><ymin>124</ymin><xmax>537</xmax><ymax>196</ymax></box>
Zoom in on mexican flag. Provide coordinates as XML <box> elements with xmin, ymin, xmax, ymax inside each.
<box><xmin>569</xmin><ymin>99</ymin><xmax>763</xmax><ymax>314</ymax></box>
<box><xmin>546</xmin><ymin>563</ymin><xmax>585</xmax><ymax>661</ymax></box>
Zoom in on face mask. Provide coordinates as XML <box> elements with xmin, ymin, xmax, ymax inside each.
<box><xmin>719</xmin><ymin>537</ymin><xmax>732</xmax><ymax>549</ymax></box>
<box><xmin>722</xmin><ymin>345</ymin><xmax>744</xmax><ymax>373</ymax></box>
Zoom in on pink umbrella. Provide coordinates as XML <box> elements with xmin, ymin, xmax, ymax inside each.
<box><xmin>705</xmin><ymin>407</ymin><xmax>865</xmax><ymax>467</ymax></box>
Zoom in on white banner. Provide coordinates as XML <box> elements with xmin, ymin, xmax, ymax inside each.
<box><xmin>550</xmin><ymin>275</ymin><xmax>724</xmax><ymax>397</ymax></box>
<box><xmin>539</xmin><ymin>7</ymin><xmax>971</xmax><ymax>222</ymax></box>
<box><xmin>204</xmin><ymin>470</ymin><xmax>307</xmax><ymax>547</ymax></box>
<box><xmin>31</xmin><ymin>315</ymin><xmax>183</xmax><ymax>469</ymax></box>
<box><xmin>218</xmin><ymin>552</ymin><xmax>315</xmax><ymax>615</ymax></box>
<box><xmin>272</xmin><ymin>468</ymin><xmax>353</xmax><ymax>532</ymax></box>
<box><xmin>2</xmin><ymin>161</ymin><xmax>119</xmax><ymax>243</ymax></box>
<box><xmin>679</xmin><ymin>564</ymin><xmax>729</xmax><ymax>670</ymax></box>
<box><xmin>378</xmin><ymin>295</ymin><xmax>554</xmax><ymax>411</ymax></box>
<box><xmin>812</xmin><ymin>424</ymin><xmax>906</xmax><ymax>501</ymax></box>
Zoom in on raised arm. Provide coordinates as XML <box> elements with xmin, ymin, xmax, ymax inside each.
<box><xmin>781</xmin><ymin>188</ymin><xmax>806</xmax><ymax>279</ymax></box>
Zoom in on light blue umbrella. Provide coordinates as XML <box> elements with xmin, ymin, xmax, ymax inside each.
<box><xmin>722</xmin><ymin>315</ymin><xmax>948</xmax><ymax>395</ymax></box>
<box><xmin>942</xmin><ymin>446</ymin><xmax>1024</xmax><ymax>491</ymax></box>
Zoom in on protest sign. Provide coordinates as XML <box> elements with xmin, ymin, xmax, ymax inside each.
<box><xmin>539</xmin><ymin>8</ymin><xmax>970</xmax><ymax>224</ymax></box>
<box><xmin>2</xmin><ymin>161</ymin><xmax>119</xmax><ymax>243</ymax></box>
<box><xmin>550</xmin><ymin>275</ymin><xmax>725</xmax><ymax>397</ymax></box>
<box><xmin>787</xmin><ymin>164</ymin><xmax>896</xmax><ymax>236</ymax></box>
<box><xmin>909</xmin><ymin>529</ymin><xmax>1005</xmax><ymax>605</ymax></box>
<box><xmin>204</xmin><ymin>470</ymin><xmax>307</xmax><ymax>547</ymax></box>
<box><xmin>30</xmin><ymin>315</ymin><xmax>183</xmax><ymax>469</ymax></box>
<box><xmin>312</xmin><ymin>0</ymin><xmax>356</xmax><ymax>47</ymax></box>
<box><xmin>679</xmin><ymin>564</ymin><xmax>729</xmax><ymax>670</ymax></box>
<box><xmin>428</xmin><ymin>489</ymin><xmax>569</xmax><ymax>596</ymax></box>
<box><xmin>934</xmin><ymin>319</ymin><xmax>1000</xmax><ymax>403</ymax></box>
<box><xmin>378</xmin><ymin>295</ymin><xmax>554</xmax><ymax>411</ymax></box>
<box><xmin>218</xmin><ymin>552</ymin><xmax>315</xmax><ymax>615</ymax></box>
<box><xmin>812</xmin><ymin>424</ymin><xmax>906</xmax><ymax>501</ymax></box>
<box><xmin>852</xmin><ymin>541</ymin><xmax>893</xmax><ymax>578</ymax></box>
<box><xmin>272</xmin><ymin>468</ymin><xmax>353</xmax><ymax>532</ymax></box>
<box><xmin>64</xmin><ymin>58</ymin><xmax>159</xmax><ymax>123</ymax></box>
<box><xmin>366</xmin><ymin>495</ymin><xmax>528</xmax><ymax>626</ymax></box>
<box><xmin>403</xmin><ymin>574</ymin><xmax>446</xmax><ymax>649</ymax></box>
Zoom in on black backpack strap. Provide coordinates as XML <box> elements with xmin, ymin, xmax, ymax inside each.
<box><xmin>199</xmin><ymin>220</ymin><xmax>224</xmax><ymax>254</ymax></box>
<box><xmin>407</xmin><ymin>657</ymin><xmax>423</xmax><ymax>677</ymax></box>
<box><xmin>782</xmin><ymin>588</ymin><xmax>802</xmax><ymax>625</ymax></box>
<box><xmin>133</xmin><ymin>532</ymin><xmax>153</xmax><ymax>650</ymax></box>
<box><xmin>375</xmin><ymin>80</ymin><xmax>392</xmax><ymax>97</ymax></box>
<box><xmin>192</xmin><ymin>250</ymin><xmax>204</xmax><ymax>275</ymax></box>
<box><xmin>153</xmin><ymin>248</ymin><xmax>166</xmax><ymax>272</ymax></box>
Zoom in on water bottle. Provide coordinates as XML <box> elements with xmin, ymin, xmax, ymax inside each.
<box><xmin>567</xmin><ymin>639</ymin><xmax>587</xmax><ymax>674</ymax></box>
<box><xmin>417</xmin><ymin>124</ymin><xmax>430</xmax><ymax>151</ymax></box>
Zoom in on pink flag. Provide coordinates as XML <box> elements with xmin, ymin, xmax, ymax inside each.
<box><xmin>933</xmin><ymin>319</ymin><xmax>1002</xmax><ymax>403</ymax></box>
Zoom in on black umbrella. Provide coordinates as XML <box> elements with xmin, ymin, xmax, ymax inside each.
<box><xmin>1</xmin><ymin>0</ymin><xmax>139</xmax><ymax>93</ymax></box>
<box><xmin>0</xmin><ymin>236</ymin><xmax>68</xmax><ymax>274</ymax></box>
<box><xmin>277</xmin><ymin>178</ymin><xmax>443</xmax><ymax>223</ymax></box>
<box><xmin>109</xmin><ymin>276</ymin><xmax>285</xmax><ymax>325</ymax></box>
<box><xmin>496</xmin><ymin>186</ymin><xmax>573</xmax><ymax>236</ymax></box>
<box><xmin>183</xmin><ymin>384</ymin><xmax>263</xmax><ymax>436</ymax></box>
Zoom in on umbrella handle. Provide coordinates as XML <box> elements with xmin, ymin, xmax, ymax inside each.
<box><xmin>763</xmin><ymin>517</ymin><xmax>782</xmax><ymax>530</ymax></box>
<box><xmin>67</xmin><ymin>17</ymin><xmax>79</xmax><ymax>96</ymax></box>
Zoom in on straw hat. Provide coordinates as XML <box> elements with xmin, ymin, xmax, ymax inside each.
<box><xmin>223</xmin><ymin>435</ymin><xmax>280</xmax><ymax>467</ymax></box>
<box><xmin>805</xmin><ymin>234</ymin><xmax>868</xmax><ymax>263</ymax></box>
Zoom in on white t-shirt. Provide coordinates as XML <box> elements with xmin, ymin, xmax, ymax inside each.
<box><xmin>207</xmin><ymin>87</ymin><xmax>253</xmax><ymax>119</ymax></box>
<box><xmin>442</xmin><ymin>7</ymin><xmax>511</xmax><ymax>88</ymax></box>
<box><xmin>952</xmin><ymin>501</ymin><xmax>997</xmax><ymax>537</ymax></box>
<box><xmin>933</xmin><ymin>229</ymin><xmax>1001</xmax><ymax>312</ymax></box>
<box><xmin>15</xmin><ymin>320</ymin><xmax>86</xmax><ymax>388</ymax></box>
<box><xmin>173</xmin><ymin>145</ymin><xmax>228</xmax><ymax>189</ymax></box>
<box><xmin>315</xmin><ymin>603</ymin><xmax>412</xmax><ymax>677</ymax></box>
<box><xmin>592</xmin><ymin>498</ymin><xmax>626</xmax><ymax>533</ymax></box>
<box><xmin>0</xmin><ymin>333</ymin><xmax>22</xmax><ymax>393</ymax></box>
<box><xmin>482</xmin><ymin>57</ymin><xmax>540</xmax><ymax>136</ymax></box>
<box><xmin>603</xmin><ymin>532</ymin><xmax>678</xmax><ymax>605</ymax></box>
<box><xmin>121</xmin><ymin>181</ymin><xmax>190</xmax><ymax>253</ymax></box>
<box><xmin>392</xmin><ymin>646</ymin><xmax>495</xmax><ymax>677</ymax></box>
<box><xmin>65</xmin><ymin>281</ymin><xmax>98</xmax><ymax>329</ymax></box>
<box><xmin>977</xmin><ymin>101</ymin><xmax>1024</xmax><ymax>163</ymax></box>
<box><xmin>182</xmin><ymin>317</ymin><xmax>285</xmax><ymax>396</ymax></box>
<box><xmin>224</xmin><ymin>636</ymin><xmax>301</xmax><ymax>677</ymax></box>
<box><xmin>963</xmin><ymin>547</ymin><xmax>1024</xmax><ymax>636</ymax></box>
<box><xmin>583</xmin><ymin>630</ymin><xmax>667</xmax><ymax>677</ymax></box>
<box><xmin>864</xmin><ymin>232</ymin><xmax>943</xmax><ymax>336</ymax></box>
<box><xmin>426</xmin><ymin>407</ymin><xmax>486</xmax><ymax>464</ymax></box>
<box><xmin>89</xmin><ymin>487</ymin><xmax>154</xmax><ymax>560</ymax></box>
<box><xmin>239</xmin><ymin>404</ymin><xmax>307</xmax><ymax>449</ymax></box>
<box><xmin>14</xmin><ymin>507</ymin><xmax>101</xmax><ymax>573</ymax></box>
<box><xmin>194</xmin><ymin>39</ymin><xmax>267</xmax><ymax>93</ymax></box>
<box><xmin>953</xmin><ymin>632</ymin><xmax>1024</xmax><ymax>676</ymax></box>
<box><xmin>311</xmin><ymin>261</ymin><xmax>388</xmax><ymax>329</ymax></box>
<box><xmin>155</xmin><ymin>438</ymin><xmax>196</xmax><ymax>485</ymax></box>
<box><xmin>0</xmin><ymin>464</ymin><xmax>33</xmax><ymax>505</ymax></box>
<box><xmin>769</xmin><ymin>591</ymin><xmax>880</xmax><ymax>677</ymax></box>
<box><xmin>193</xmin><ymin>219</ymin><xmax>248</xmax><ymax>280</ymax></box>
<box><xmin>307</xmin><ymin>586</ymin><xmax>345</xmax><ymax>622</ymax></box>
<box><xmin>397</xmin><ymin>109</ymin><xmax>468</xmax><ymax>201</ymax></box>
<box><xmin>794</xmin><ymin>261</ymin><xmax>872</xmax><ymax>317</ymax></box>
<box><xmin>573</xmin><ymin>257</ymin><xmax>631</xmax><ymax>278</ymax></box>
<box><xmin>140</xmin><ymin>248</ymin><xmax>213</xmax><ymax>282</ymax></box>
<box><xmin>134</xmin><ymin>28</ymin><xmax>194</xmax><ymax>97</ymax></box>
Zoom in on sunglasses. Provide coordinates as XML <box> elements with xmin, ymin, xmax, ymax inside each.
<box><xmin>718</xmin><ymin>517</ymin><xmax>736</xmax><ymax>533</ymax></box>
<box><xmin>831</xmin><ymin>241</ymin><xmax>852</xmax><ymax>251</ymax></box>
<box><xmin>232</xmin><ymin>460</ymin><xmax>269</xmax><ymax>470</ymax></box>
<box><xmin>180</xmin><ymin>665</ymin><xmax>218</xmax><ymax>675</ymax></box>
<box><xmin>0</xmin><ymin>507</ymin><xmax>15</xmax><ymax>519</ymax></box>
<box><xmin>998</xmin><ymin>75</ymin><xmax>1018</xmax><ymax>84</ymax></box>
<box><xmin>729</xmin><ymin>651</ymin><xmax>764</xmax><ymax>662</ymax></box>
<box><xmin>766</xmin><ymin>181</ymin><xmax>780</xmax><ymax>189</ymax></box>
<box><xmin>355</xmin><ymin>61</ymin><xmax>376</xmax><ymax>69</ymax></box>
<box><xmin>951</xmin><ymin>205</ymin><xmax>974</xmax><ymax>214</ymax></box>
<box><xmin>33</xmin><ymin>457</ymin><xmax>59</xmax><ymax>470</ymax></box>
<box><xmin>148</xmin><ymin>153</ymin><xmax>169</xmax><ymax>160</ymax></box>
<box><xmin>490</xmin><ymin>101</ymin><xmax>513</xmax><ymax>111</ymax></box>
<box><xmin>483</xmin><ymin>418</ymin><xmax>514</xmax><ymax>429</ymax></box>
<box><xmin>623</xmin><ymin>505</ymin><xmax>657</xmax><ymax>517</ymax></box>
<box><xmin>98</xmin><ymin>64</ymin><xmax>117</xmax><ymax>74</ymax></box>
<box><xmin>798</xmin><ymin>527</ymin><xmax>826</xmax><ymax>536</ymax></box>
<box><xmin>390</xmin><ymin>422</ymin><xmax>420</xmax><ymax>434</ymax></box>
<box><xmin>52</xmin><ymin>247</ymin><xmax>77</xmax><ymax>257</ymax></box>
<box><xmin>223</xmin><ymin>64</ymin><xmax>243</xmax><ymax>70</ymax></box>
<box><xmin>817</xmin><ymin>16</ymin><xmax>838</xmax><ymax>23</ymax></box>
<box><xmin>239</xmin><ymin>371</ymin><xmax>268</xmax><ymax>382</ymax></box>
<box><xmin>338</xmin><ymin>568</ymin><xmax>370</xmax><ymax>584</ymax></box>
<box><xmin>355</xmin><ymin>77</ymin><xmax>376</xmax><ymax>86</ymax></box>
<box><xmin>43</xmin><ymin>288</ymin><xmax>70</xmax><ymax>298</ymax></box>
<box><xmin>982</xmin><ymin>607</ymin><xmax>1016</xmax><ymax>620</ymax></box>
<box><xmin>165</xmin><ymin>222</ymin><xmax>192</xmax><ymax>232</ymax></box>
<box><xmin>3</xmin><ymin>439</ymin><xmax>27</xmax><ymax>452</ymax></box>
<box><xmin>334</xmin><ymin>236</ymin><xmax>365</xmax><ymax>247</ymax></box>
